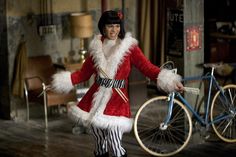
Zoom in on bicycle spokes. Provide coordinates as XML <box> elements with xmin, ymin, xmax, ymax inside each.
<box><xmin>211</xmin><ymin>84</ymin><xmax>236</xmax><ymax>142</ymax></box>
<box><xmin>134</xmin><ymin>96</ymin><xmax>192</xmax><ymax>156</ymax></box>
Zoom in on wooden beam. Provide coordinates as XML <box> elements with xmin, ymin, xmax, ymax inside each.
<box><xmin>101</xmin><ymin>0</ymin><xmax>108</xmax><ymax>13</ymax></box>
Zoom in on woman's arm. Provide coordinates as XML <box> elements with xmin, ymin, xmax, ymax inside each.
<box><xmin>71</xmin><ymin>56</ymin><xmax>96</xmax><ymax>85</ymax></box>
<box><xmin>130</xmin><ymin>46</ymin><xmax>160</xmax><ymax>80</ymax></box>
<box><xmin>51</xmin><ymin>56</ymin><xmax>95</xmax><ymax>93</ymax></box>
<box><xmin>130</xmin><ymin>45</ymin><xmax>184</xmax><ymax>93</ymax></box>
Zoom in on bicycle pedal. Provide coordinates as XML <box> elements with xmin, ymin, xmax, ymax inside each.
<box><xmin>184</xmin><ymin>87</ymin><xmax>200</xmax><ymax>95</ymax></box>
<box><xmin>204</xmin><ymin>134</ymin><xmax>210</xmax><ymax>140</ymax></box>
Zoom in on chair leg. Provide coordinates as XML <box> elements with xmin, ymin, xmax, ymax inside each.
<box><xmin>24</xmin><ymin>83</ymin><xmax>29</xmax><ymax>121</ymax></box>
<box><xmin>26</xmin><ymin>98</ymin><xmax>30</xmax><ymax>122</ymax></box>
<box><xmin>43</xmin><ymin>89</ymin><xmax>48</xmax><ymax>129</ymax></box>
<box><xmin>44</xmin><ymin>103</ymin><xmax>48</xmax><ymax>129</ymax></box>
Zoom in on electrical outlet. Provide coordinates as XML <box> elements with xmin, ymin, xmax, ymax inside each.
<box><xmin>38</xmin><ymin>25</ymin><xmax>56</xmax><ymax>36</ymax></box>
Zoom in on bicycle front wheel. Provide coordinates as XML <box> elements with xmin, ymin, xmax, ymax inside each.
<box><xmin>134</xmin><ymin>96</ymin><xmax>192</xmax><ymax>156</ymax></box>
<box><xmin>211</xmin><ymin>84</ymin><xmax>236</xmax><ymax>142</ymax></box>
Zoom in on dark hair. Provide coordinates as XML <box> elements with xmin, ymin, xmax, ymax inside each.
<box><xmin>98</xmin><ymin>10</ymin><xmax>125</xmax><ymax>39</ymax></box>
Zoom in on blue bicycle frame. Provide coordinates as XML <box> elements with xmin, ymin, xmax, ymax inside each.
<box><xmin>164</xmin><ymin>67</ymin><xmax>229</xmax><ymax>127</ymax></box>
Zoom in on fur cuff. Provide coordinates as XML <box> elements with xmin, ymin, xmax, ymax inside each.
<box><xmin>157</xmin><ymin>69</ymin><xmax>182</xmax><ymax>93</ymax></box>
<box><xmin>51</xmin><ymin>71</ymin><xmax>74</xmax><ymax>93</ymax></box>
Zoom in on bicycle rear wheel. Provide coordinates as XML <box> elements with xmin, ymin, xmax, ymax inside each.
<box><xmin>134</xmin><ymin>96</ymin><xmax>192</xmax><ymax>156</ymax></box>
<box><xmin>211</xmin><ymin>84</ymin><xmax>236</xmax><ymax>142</ymax></box>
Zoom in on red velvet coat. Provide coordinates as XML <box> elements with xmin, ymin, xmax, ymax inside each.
<box><xmin>68</xmin><ymin>33</ymin><xmax>160</xmax><ymax>133</ymax></box>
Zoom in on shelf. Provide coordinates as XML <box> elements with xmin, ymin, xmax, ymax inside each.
<box><xmin>64</xmin><ymin>63</ymin><xmax>83</xmax><ymax>71</ymax></box>
<box><xmin>210</xmin><ymin>32</ymin><xmax>236</xmax><ymax>39</ymax></box>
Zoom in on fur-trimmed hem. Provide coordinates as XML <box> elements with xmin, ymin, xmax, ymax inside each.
<box><xmin>68</xmin><ymin>105</ymin><xmax>133</xmax><ymax>133</ymax></box>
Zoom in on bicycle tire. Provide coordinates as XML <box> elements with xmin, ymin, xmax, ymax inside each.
<box><xmin>134</xmin><ymin>96</ymin><xmax>192</xmax><ymax>156</ymax></box>
<box><xmin>210</xmin><ymin>84</ymin><xmax>236</xmax><ymax>142</ymax></box>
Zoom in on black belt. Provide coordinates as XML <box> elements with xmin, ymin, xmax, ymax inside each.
<box><xmin>96</xmin><ymin>76</ymin><xmax>125</xmax><ymax>88</ymax></box>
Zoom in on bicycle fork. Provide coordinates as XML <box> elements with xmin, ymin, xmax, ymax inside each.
<box><xmin>160</xmin><ymin>92</ymin><xmax>175</xmax><ymax>130</ymax></box>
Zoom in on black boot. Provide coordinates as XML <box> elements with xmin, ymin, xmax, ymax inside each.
<box><xmin>122</xmin><ymin>153</ymin><xmax>127</xmax><ymax>157</ymax></box>
<box><xmin>112</xmin><ymin>152</ymin><xmax>127</xmax><ymax>157</ymax></box>
<box><xmin>122</xmin><ymin>149</ymin><xmax>127</xmax><ymax>157</ymax></box>
<box><xmin>95</xmin><ymin>152</ymin><xmax>109</xmax><ymax>157</ymax></box>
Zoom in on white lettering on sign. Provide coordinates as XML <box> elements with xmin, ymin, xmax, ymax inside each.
<box><xmin>169</xmin><ymin>13</ymin><xmax>183</xmax><ymax>23</ymax></box>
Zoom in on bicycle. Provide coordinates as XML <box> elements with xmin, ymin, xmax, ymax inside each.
<box><xmin>133</xmin><ymin>62</ymin><xmax>236</xmax><ymax>156</ymax></box>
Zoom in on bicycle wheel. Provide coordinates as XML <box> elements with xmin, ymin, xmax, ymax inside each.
<box><xmin>134</xmin><ymin>96</ymin><xmax>192</xmax><ymax>156</ymax></box>
<box><xmin>160</xmin><ymin>61</ymin><xmax>175</xmax><ymax>70</ymax></box>
<box><xmin>210</xmin><ymin>84</ymin><xmax>236</xmax><ymax>142</ymax></box>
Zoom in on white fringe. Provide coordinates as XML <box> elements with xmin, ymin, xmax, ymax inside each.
<box><xmin>157</xmin><ymin>69</ymin><xmax>182</xmax><ymax>93</ymax></box>
<box><xmin>68</xmin><ymin>105</ymin><xmax>133</xmax><ymax>133</ymax></box>
<box><xmin>51</xmin><ymin>71</ymin><xmax>74</xmax><ymax>93</ymax></box>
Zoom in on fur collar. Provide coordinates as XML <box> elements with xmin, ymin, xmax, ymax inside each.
<box><xmin>89</xmin><ymin>32</ymin><xmax>137</xmax><ymax>79</ymax></box>
<box><xmin>68</xmin><ymin>33</ymin><xmax>138</xmax><ymax>132</ymax></box>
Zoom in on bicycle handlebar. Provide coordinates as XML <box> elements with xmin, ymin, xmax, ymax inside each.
<box><xmin>183</xmin><ymin>87</ymin><xmax>200</xmax><ymax>95</ymax></box>
<box><xmin>203</xmin><ymin>62</ymin><xmax>223</xmax><ymax>69</ymax></box>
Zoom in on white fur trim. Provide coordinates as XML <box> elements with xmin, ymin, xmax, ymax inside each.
<box><xmin>68</xmin><ymin>105</ymin><xmax>133</xmax><ymax>133</ymax></box>
<box><xmin>90</xmin><ymin>87</ymin><xmax>112</xmax><ymax>117</ymax></box>
<box><xmin>67</xmin><ymin>33</ymin><xmax>138</xmax><ymax>132</ymax></box>
<box><xmin>51</xmin><ymin>71</ymin><xmax>74</xmax><ymax>93</ymax></box>
<box><xmin>89</xmin><ymin>32</ymin><xmax>137</xmax><ymax>79</ymax></box>
<box><xmin>157</xmin><ymin>69</ymin><xmax>182</xmax><ymax>93</ymax></box>
<box><xmin>79</xmin><ymin>32</ymin><xmax>137</xmax><ymax>128</ymax></box>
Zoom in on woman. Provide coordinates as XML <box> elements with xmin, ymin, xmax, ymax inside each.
<box><xmin>52</xmin><ymin>10</ymin><xmax>183</xmax><ymax>157</ymax></box>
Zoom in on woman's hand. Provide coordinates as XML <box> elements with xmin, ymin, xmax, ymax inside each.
<box><xmin>174</xmin><ymin>81</ymin><xmax>184</xmax><ymax>93</ymax></box>
<box><xmin>157</xmin><ymin>69</ymin><xmax>183</xmax><ymax>93</ymax></box>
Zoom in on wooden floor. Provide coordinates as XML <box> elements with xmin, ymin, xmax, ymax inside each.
<box><xmin>1</xmin><ymin>82</ymin><xmax>236</xmax><ymax>157</ymax></box>
<box><xmin>0</xmin><ymin>114</ymin><xmax>236</xmax><ymax>157</ymax></box>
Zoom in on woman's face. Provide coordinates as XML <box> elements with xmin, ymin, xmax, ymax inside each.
<box><xmin>104</xmin><ymin>24</ymin><xmax>120</xmax><ymax>40</ymax></box>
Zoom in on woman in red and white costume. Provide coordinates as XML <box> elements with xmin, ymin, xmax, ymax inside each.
<box><xmin>52</xmin><ymin>10</ymin><xmax>183</xmax><ymax>157</ymax></box>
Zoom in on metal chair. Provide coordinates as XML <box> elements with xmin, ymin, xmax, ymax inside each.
<box><xmin>24</xmin><ymin>55</ymin><xmax>77</xmax><ymax>128</ymax></box>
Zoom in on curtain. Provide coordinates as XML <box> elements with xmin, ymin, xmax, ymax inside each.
<box><xmin>12</xmin><ymin>41</ymin><xmax>28</xmax><ymax>98</ymax></box>
<box><xmin>138</xmin><ymin>0</ymin><xmax>165</xmax><ymax>65</ymax></box>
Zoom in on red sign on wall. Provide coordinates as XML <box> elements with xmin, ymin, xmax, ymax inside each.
<box><xmin>186</xmin><ymin>25</ymin><xmax>202</xmax><ymax>52</ymax></box>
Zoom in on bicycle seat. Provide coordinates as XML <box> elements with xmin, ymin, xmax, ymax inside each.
<box><xmin>203</xmin><ymin>62</ymin><xmax>222</xmax><ymax>68</ymax></box>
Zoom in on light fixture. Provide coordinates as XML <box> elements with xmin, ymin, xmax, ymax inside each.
<box><xmin>70</xmin><ymin>12</ymin><xmax>93</xmax><ymax>63</ymax></box>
